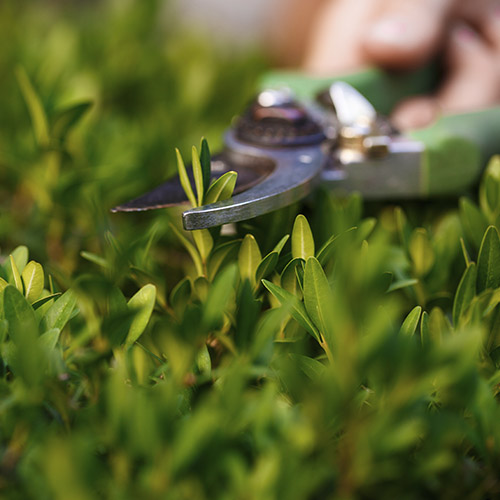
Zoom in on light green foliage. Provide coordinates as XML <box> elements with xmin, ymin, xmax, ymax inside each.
<box><xmin>2</xmin><ymin>4</ymin><xmax>500</xmax><ymax>498</ymax></box>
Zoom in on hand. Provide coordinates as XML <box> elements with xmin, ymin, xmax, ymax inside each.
<box><xmin>302</xmin><ymin>0</ymin><xmax>500</xmax><ymax>129</ymax></box>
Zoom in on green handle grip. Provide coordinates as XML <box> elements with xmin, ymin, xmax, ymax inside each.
<box><xmin>260</xmin><ymin>66</ymin><xmax>500</xmax><ymax>196</ymax></box>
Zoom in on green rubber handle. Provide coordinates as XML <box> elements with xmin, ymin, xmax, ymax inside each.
<box><xmin>260</xmin><ymin>67</ymin><xmax>500</xmax><ymax>195</ymax></box>
<box><xmin>260</xmin><ymin>65</ymin><xmax>439</xmax><ymax>115</ymax></box>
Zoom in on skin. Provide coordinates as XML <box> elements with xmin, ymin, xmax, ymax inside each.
<box><xmin>272</xmin><ymin>0</ymin><xmax>500</xmax><ymax>129</ymax></box>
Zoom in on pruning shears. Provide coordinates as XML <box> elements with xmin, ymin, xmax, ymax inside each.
<box><xmin>112</xmin><ymin>66</ymin><xmax>500</xmax><ymax>230</ymax></box>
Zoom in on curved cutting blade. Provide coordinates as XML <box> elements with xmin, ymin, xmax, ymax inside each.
<box><xmin>182</xmin><ymin>143</ymin><xmax>326</xmax><ymax>230</ymax></box>
<box><xmin>111</xmin><ymin>152</ymin><xmax>273</xmax><ymax>212</ymax></box>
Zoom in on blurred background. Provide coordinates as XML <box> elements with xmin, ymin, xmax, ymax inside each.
<box><xmin>0</xmin><ymin>0</ymin><xmax>279</xmax><ymax>278</ymax></box>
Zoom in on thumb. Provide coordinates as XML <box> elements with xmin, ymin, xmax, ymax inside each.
<box><xmin>362</xmin><ymin>0</ymin><xmax>455</xmax><ymax>68</ymax></box>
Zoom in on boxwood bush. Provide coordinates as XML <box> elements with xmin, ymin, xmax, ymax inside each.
<box><xmin>1</xmin><ymin>1</ymin><xmax>500</xmax><ymax>499</ymax></box>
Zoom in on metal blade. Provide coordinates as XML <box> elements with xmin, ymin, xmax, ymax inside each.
<box><xmin>111</xmin><ymin>152</ymin><xmax>273</xmax><ymax>212</ymax></box>
<box><xmin>182</xmin><ymin>142</ymin><xmax>326</xmax><ymax>230</ymax></box>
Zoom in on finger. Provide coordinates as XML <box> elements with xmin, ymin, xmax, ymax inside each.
<box><xmin>303</xmin><ymin>0</ymin><xmax>381</xmax><ymax>74</ymax></box>
<box><xmin>363</xmin><ymin>0</ymin><xmax>455</xmax><ymax>69</ymax></box>
<box><xmin>438</xmin><ymin>24</ymin><xmax>500</xmax><ymax>112</ymax></box>
<box><xmin>391</xmin><ymin>96</ymin><xmax>440</xmax><ymax>130</ymax></box>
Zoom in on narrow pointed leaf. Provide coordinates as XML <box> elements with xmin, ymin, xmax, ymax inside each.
<box><xmin>200</xmin><ymin>138</ymin><xmax>211</xmax><ymax>196</ymax></box>
<box><xmin>9</xmin><ymin>256</ymin><xmax>23</xmax><ymax>292</ymax></box>
<box><xmin>169</xmin><ymin>223</ymin><xmax>203</xmax><ymax>276</ymax></box>
<box><xmin>262</xmin><ymin>279</ymin><xmax>321</xmax><ymax>342</ymax></box>
<box><xmin>303</xmin><ymin>257</ymin><xmax>334</xmax><ymax>346</ymax></box>
<box><xmin>281</xmin><ymin>258</ymin><xmax>303</xmax><ymax>296</ymax></box>
<box><xmin>272</xmin><ymin>234</ymin><xmax>289</xmax><ymax>255</ymax></box>
<box><xmin>459</xmin><ymin>197</ymin><xmax>488</xmax><ymax>249</ymax></box>
<box><xmin>205</xmin><ymin>171</ymin><xmax>237</xmax><ymax>204</ymax></box>
<box><xmin>477</xmin><ymin>226</ymin><xmax>500</xmax><ymax>292</ymax></box>
<box><xmin>31</xmin><ymin>292</ymin><xmax>61</xmax><ymax>310</ymax></box>
<box><xmin>192</xmin><ymin>229</ymin><xmax>213</xmax><ymax>263</ymax></box>
<box><xmin>39</xmin><ymin>328</ymin><xmax>61</xmax><ymax>351</ymax></box>
<box><xmin>0</xmin><ymin>278</ymin><xmax>8</xmax><ymax>292</ymax></box>
<box><xmin>125</xmin><ymin>284</ymin><xmax>157</xmax><ymax>347</ymax></box>
<box><xmin>41</xmin><ymin>289</ymin><xmax>77</xmax><ymax>332</ymax></box>
<box><xmin>3</xmin><ymin>286</ymin><xmax>38</xmax><ymax>345</ymax></box>
<box><xmin>238</xmin><ymin>234</ymin><xmax>261</xmax><ymax>285</ymax></box>
<box><xmin>192</xmin><ymin>146</ymin><xmax>204</xmax><ymax>206</ymax></box>
<box><xmin>453</xmin><ymin>263</ymin><xmax>477</xmax><ymax>326</ymax></box>
<box><xmin>399</xmin><ymin>306</ymin><xmax>422</xmax><ymax>336</ymax></box>
<box><xmin>292</xmin><ymin>215</ymin><xmax>315</xmax><ymax>260</ymax></box>
<box><xmin>15</xmin><ymin>67</ymin><xmax>50</xmax><ymax>147</ymax></box>
<box><xmin>255</xmin><ymin>252</ymin><xmax>279</xmax><ymax>284</ymax></box>
<box><xmin>21</xmin><ymin>261</ymin><xmax>44</xmax><ymax>303</ymax></box>
<box><xmin>176</xmin><ymin>148</ymin><xmax>197</xmax><ymax>207</ymax></box>
<box><xmin>409</xmin><ymin>228</ymin><xmax>434</xmax><ymax>277</ymax></box>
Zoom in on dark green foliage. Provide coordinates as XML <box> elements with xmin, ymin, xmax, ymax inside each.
<box><xmin>2</xmin><ymin>1</ymin><xmax>500</xmax><ymax>499</ymax></box>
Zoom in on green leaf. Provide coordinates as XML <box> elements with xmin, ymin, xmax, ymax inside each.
<box><xmin>479</xmin><ymin>156</ymin><xmax>500</xmax><ymax>219</ymax></box>
<box><xmin>169</xmin><ymin>223</ymin><xmax>203</xmax><ymax>276</ymax></box>
<box><xmin>192</xmin><ymin>229</ymin><xmax>213</xmax><ymax>264</ymax></box>
<box><xmin>0</xmin><ymin>319</ymin><xmax>7</xmax><ymax>344</ymax></box>
<box><xmin>459</xmin><ymin>238</ymin><xmax>471</xmax><ymax>267</ymax></box>
<box><xmin>191</xmin><ymin>146</ymin><xmax>204</xmax><ymax>206</ymax></box>
<box><xmin>15</xmin><ymin>67</ymin><xmax>50</xmax><ymax>147</ymax></box>
<box><xmin>204</xmin><ymin>171</ymin><xmax>238</xmax><ymax>204</ymax></box>
<box><xmin>316</xmin><ymin>228</ymin><xmax>356</xmax><ymax>266</ymax></box>
<box><xmin>207</xmin><ymin>240</ymin><xmax>240</xmax><ymax>280</ymax></box>
<box><xmin>80</xmin><ymin>251</ymin><xmax>109</xmax><ymax>269</ymax></box>
<box><xmin>3</xmin><ymin>286</ymin><xmax>38</xmax><ymax>345</ymax></box>
<box><xmin>399</xmin><ymin>306</ymin><xmax>422</xmax><ymax>336</ymax></box>
<box><xmin>262</xmin><ymin>280</ymin><xmax>320</xmax><ymax>342</ymax></box>
<box><xmin>21</xmin><ymin>261</ymin><xmax>44</xmax><ymax>303</ymax></box>
<box><xmin>7</xmin><ymin>246</ymin><xmax>29</xmax><ymax>277</ymax></box>
<box><xmin>39</xmin><ymin>328</ymin><xmax>61</xmax><ymax>351</ymax></box>
<box><xmin>52</xmin><ymin>101</ymin><xmax>92</xmax><ymax>142</ymax></box>
<box><xmin>281</xmin><ymin>258</ymin><xmax>303</xmax><ymax>296</ymax></box>
<box><xmin>203</xmin><ymin>265</ymin><xmax>237</xmax><ymax>329</ymax></box>
<box><xmin>453</xmin><ymin>263</ymin><xmax>477</xmax><ymax>327</ymax></box>
<box><xmin>272</xmin><ymin>234</ymin><xmax>290</xmax><ymax>255</ymax></box>
<box><xmin>176</xmin><ymin>148</ymin><xmax>197</xmax><ymax>207</ymax></box>
<box><xmin>255</xmin><ymin>252</ymin><xmax>279</xmax><ymax>284</ymax></box>
<box><xmin>199</xmin><ymin>138</ymin><xmax>211</xmax><ymax>197</ymax></box>
<box><xmin>196</xmin><ymin>344</ymin><xmax>211</xmax><ymax>376</ymax></box>
<box><xmin>125</xmin><ymin>284</ymin><xmax>157</xmax><ymax>347</ymax></box>
<box><xmin>409</xmin><ymin>228</ymin><xmax>434</xmax><ymax>277</ymax></box>
<box><xmin>290</xmin><ymin>353</ymin><xmax>326</xmax><ymax>380</ymax></box>
<box><xmin>9</xmin><ymin>255</ymin><xmax>23</xmax><ymax>292</ymax></box>
<box><xmin>459</xmin><ymin>197</ymin><xmax>488</xmax><ymax>249</ymax></box>
<box><xmin>477</xmin><ymin>226</ymin><xmax>500</xmax><ymax>292</ymax></box>
<box><xmin>291</xmin><ymin>214</ymin><xmax>315</xmax><ymax>260</ymax></box>
<box><xmin>429</xmin><ymin>307</ymin><xmax>452</xmax><ymax>343</ymax></box>
<box><xmin>170</xmin><ymin>277</ymin><xmax>192</xmax><ymax>317</ymax></box>
<box><xmin>238</xmin><ymin>234</ymin><xmax>262</xmax><ymax>286</ymax></box>
<box><xmin>388</xmin><ymin>278</ymin><xmax>419</xmax><ymax>293</ymax></box>
<box><xmin>303</xmin><ymin>257</ymin><xmax>334</xmax><ymax>347</ymax></box>
<box><xmin>0</xmin><ymin>278</ymin><xmax>8</xmax><ymax>292</ymax></box>
<box><xmin>420</xmin><ymin>311</ymin><xmax>430</xmax><ymax>346</ymax></box>
<box><xmin>41</xmin><ymin>289</ymin><xmax>77</xmax><ymax>332</ymax></box>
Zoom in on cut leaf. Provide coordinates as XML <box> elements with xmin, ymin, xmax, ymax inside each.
<box><xmin>125</xmin><ymin>284</ymin><xmax>157</xmax><ymax>347</ymax></box>
<box><xmin>205</xmin><ymin>171</ymin><xmax>237</xmax><ymax>204</ymax></box>
<box><xmin>176</xmin><ymin>148</ymin><xmax>197</xmax><ymax>207</ymax></box>
<box><xmin>292</xmin><ymin>214</ymin><xmax>315</xmax><ymax>260</ymax></box>
<box><xmin>477</xmin><ymin>226</ymin><xmax>500</xmax><ymax>292</ymax></box>
<box><xmin>21</xmin><ymin>261</ymin><xmax>44</xmax><ymax>303</ymax></box>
